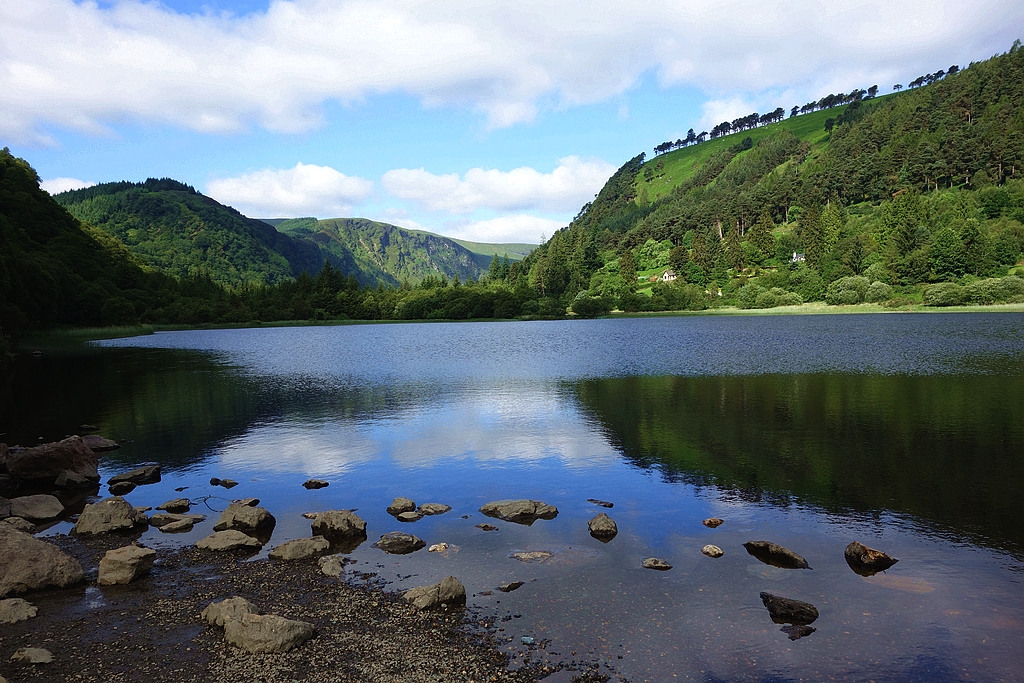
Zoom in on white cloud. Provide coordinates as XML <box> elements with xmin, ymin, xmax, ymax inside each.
<box><xmin>39</xmin><ymin>177</ymin><xmax>95</xmax><ymax>195</ymax></box>
<box><xmin>1</xmin><ymin>0</ymin><xmax>1020</xmax><ymax>143</ymax></box>
<box><xmin>206</xmin><ymin>162</ymin><xmax>373</xmax><ymax>217</ymax></box>
<box><xmin>444</xmin><ymin>215</ymin><xmax>563</xmax><ymax>243</ymax></box>
<box><xmin>381</xmin><ymin>156</ymin><xmax>616</xmax><ymax>214</ymax></box>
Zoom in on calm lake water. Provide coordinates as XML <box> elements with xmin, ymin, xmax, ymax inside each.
<box><xmin>4</xmin><ymin>313</ymin><xmax>1024</xmax><ymax>682</ymax></box>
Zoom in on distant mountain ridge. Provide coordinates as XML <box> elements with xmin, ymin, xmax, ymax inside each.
<box><xmin>55</xmin><ymin>184</ymin><xmax>537</xmax><ymax>287</ymax></box>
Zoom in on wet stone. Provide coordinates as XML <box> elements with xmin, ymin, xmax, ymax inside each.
<box><xmin>744</xmin><ymin>540</ymin><xmax>810</xmax><ymax>569</ymax></box>
<box><xmin>702</xmin><ymin>517</ymin><xmax>725</xmax><ymax>528</ymax></box>
<box><xmin>702</xmin><ymin>544</ymin><xmax>724</xmax><ymax>558</ymax></box>
<box><xmin>587</xmin><ymin>499</ymin><xmax>614</xmax><ymax>508</ymax></box>
<box><xmin>642</xmin><ymin>557</ymin><xmax>672</xmax><ymax>571</ymax></box>
<box><xmin>302</xmin><ymin>479</ymin><xmax>329</xmax><ymax>490</ymax></box>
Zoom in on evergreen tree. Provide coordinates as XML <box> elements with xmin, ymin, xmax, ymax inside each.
<box><xmin>821</xmin><ymin>201</ymin><xmax>844</xmax><ymax>255</ymax></box>
<box><xmin>748</xmin><ymin>210</ymin><xmax>777</xmax><ymax>261</ymax></box>
<box><xmin>929</xmin><ymin>226</ymin><xmax>967</xmax><ymax>278</ymax></box>
<box><xmin>691</xmin><ymin>233</ymin><xmax>710</xmax><ymax>271</ymax></box>
<box><xmin>725</xmin><ymin>224</ymin><xmax>744</xmax><ymax>270</ymax></box>
<box><xmin>801</xmin><ymin>205</ymin><xmax>824</xmax><ymax>269</ymax></box>
<box><xmin>669</xmin><ymin>244</ymin><xmax>690</xmax><ymax>272</ymax></box>
<box><xmin>619</xmin><ymin>249</ymin><xmax>638</xmax><ymax>292</ymax></box>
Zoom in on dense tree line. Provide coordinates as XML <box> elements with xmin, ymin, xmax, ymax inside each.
<box><xmin>523</xmin><ymin>43</ymin><xmax>1024</xmax><ymax>313</ymax></box>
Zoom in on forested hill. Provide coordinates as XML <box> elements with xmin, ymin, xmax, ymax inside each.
<box><xmin>272</xmin><ymin>217</ymin><xmax>502</xmax><ymax>286</ymax></box>
<box><xmin>520</xmin><ymin>41</ymin><xmax>1024</xmax><ymax>312</ymax></box>
<box><xmin>54</xmin><ymin>181</ymin><xmax>347</xmax><ymax>287</ymax></box>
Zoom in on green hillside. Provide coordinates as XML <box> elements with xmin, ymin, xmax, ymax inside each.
<box><xmin>448</xmin><ymin>238</ymin><xmax>535</xmax><ymax>261</ymax></box>
<box><xmin>54</xmin><ymin>182</ymin><xmax>338</xmax><ymax>287</ymax></box>
<box><xmin>275</xmin><ymin>217</ymin><xmax>499</xmax><ymax>285</ymax></box>
<box><xmin>519</xmin><ymin>42</ymin><xmax>1024</xmax><ymax>314</ymax></box>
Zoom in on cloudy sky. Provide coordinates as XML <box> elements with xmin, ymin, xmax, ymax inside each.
<box><xmin>3</xmin><ymin>0</ymin><xmax>1021</xmax><ymax>243</ymax></box>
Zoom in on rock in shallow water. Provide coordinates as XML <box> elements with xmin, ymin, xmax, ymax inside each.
<box><xmin>9</xmin><ymin>495</ymin><xmax>63</xmax><ymax>522</ymax></box>
<box><xmin>760</xmin><ymin>592</ymin><xmax>819</xmax><ymax>625</ymax></box>
<box><xmin>108</xmin><ymin>465</ymin><xmax>161</xmax><ymax>486</ymax></box>
<box><xmin>213</xmin><ymin>503</ymin><xmax>275</xmax><ymax>533</ymax></box>
<box><xmin>587</xmin><ymin>498</ymin><xmax>614</xmax><ymax>508</ymax></box>
<box><xmin>373</xmin><ymin>531</ymin><xmax>425</xmax><ymax>554</ymax></box>
<box><xmin>269</xmin><ymin>536</ymin><xmax>331</xmax><ymax>561</ymax></box>
<box><xmin>588</xmin><ymin>512</ymin><xmax>617</xmax><ymax>541</ymax></box>
<box><xmin>702</xmin><ymin>517</ymin><xmax>725</xmax><ymax>528</ymax></box>
<box><xmin>108</xmin><ymin>482</ymin><xmax>136</xmax><ymax>496</ymax></box>
<box><xmin>210</xmin><ymin>478</ymin><xmax>238</xmax><ymax>489</ymax></box>
<box><xmin>402</xmin><ymin>576</ymin><xmax>466</xmax><ymax>610</ymax></box>
<box><xmin>195</xmin><ymin>530</ymin><xmax>262</xmax><ymax>551</ymax></box>
<box><xmin>302</xmin><ymin>479</ymin><xmax>329</xmax><ymax>490</ymax></box>
<box><xmin>418</xmin><ymin>503</ymin><xmax>451</xmax><ymax>515</ymax></box>
<box><xmin>98</xmin><ymin>545</ymin><xmax>156</xmax><ymax>585</ymax></box>
<box><xmin>397</xmin><ymin>511</ymin><xmax>423</xmax><ymax>522</ymax></box>
<box><xmin>72</xmin><ymin>497</ymin><xmax>148</xmax><ymax>536</ymax></box>
<box><xmin>0</xmin><ymin>527</ymin><xmax>84</xmax><ymax>598</ymax></box>
<box><xmin>743</xmin><ymin>540</ymin><xmax>810</xmax><ymax>569</ymax></box>
<box><xmin>6</xmin><ymin>437</ymin><xmax>98</xmax><ymax>486</ymax></box>
<box><xmin>318</xmin><ymin>554</ymin><xmax>354</xmax><ymax>577</ymax></box>
<box><xmin>81</xmin><ymin>435</ymin><xmax>119</xmax><ymax>452</ymax></box>
<box><xmin>642</xmin><ymin>557</ymin><xmax>672</xmax><ymax>571</ymax></box>
<box><xmin>156</xmin><ymin>498</ymin><xmax>191</xmax><ymax>513</ymax></box>
<box><xmin>844</xmin><ymin>541</ymin><xmax>898</xmax><ymax>576</ymax></box>
<box><xmin>475</xmin><ymin>523</ymin><xmax>499</xmax><ymax>532</ymax></box>
<box><xmin>702</xmin><ymin>544</ymin><xmax>724</xmax><ymax>558</ymax></box>
<box><xmin>386</xmin><ymin>497</ymin><xmax>416</xmax><ymax>515</ymax></box>
<box><xmin>310</xmin><ymin>510</ymin><xmax>367</xmax><ymax>539</ymax></box>
<box><xmin>479</xmin><ymin>499</ymin><xmax>558</xmax><ymax>526</ymax></box>
<box><xmin>498</xmin><ymin>581</ymin><xmax>524</xmax><ymax>593</ymax></box>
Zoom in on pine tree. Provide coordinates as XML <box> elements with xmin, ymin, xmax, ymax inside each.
<box><xmin>821</xmin><ymin>201</ymin><xmax>844</xmax><ymax>255</ymax></box>
<box><xmin>726</xmin><ymin>224</ymin><xmax>744</xmax><ymax>270</ymax></box>
<box><xmin>619</xmin><ymin>249</ymin><xmax>637</xmax><ymax>292</ymax></box>
<box><xmin>748</xmin><ymin>210</ymin><xmax>777</xmax><ymax>261</ymax></box>
<box><xmin>801</xmin><ymin>205</ymin><xmax>824</xmax><ymax>269</ymax></box>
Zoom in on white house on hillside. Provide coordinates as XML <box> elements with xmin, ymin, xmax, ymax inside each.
<box><xmin>661</xmin><ymin>269</ymin><xmax>677</xmax><ymax>282</ymax></box>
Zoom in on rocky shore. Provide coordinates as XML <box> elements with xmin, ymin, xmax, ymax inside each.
<box><xmin>0</xmin><ymin>532</ymin><xmax>573</xmax><ymax>683</ymax></box>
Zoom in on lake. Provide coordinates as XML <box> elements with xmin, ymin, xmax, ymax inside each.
<box><xmin>4</xmin><ymin>313</ymin><xmax>1024</xmax><ymax>682</ymax></box>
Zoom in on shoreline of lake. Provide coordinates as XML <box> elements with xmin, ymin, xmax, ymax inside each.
<box><xmin>15</xmin><ymin>301</ymin><xmax>1024</xmax><ymax>348</ymax></box>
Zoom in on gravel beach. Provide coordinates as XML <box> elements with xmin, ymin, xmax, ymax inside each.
<box><xmin>0</xmin><ymin>532</ymin><xmax>606</xmax><ymax>683</ymax></box>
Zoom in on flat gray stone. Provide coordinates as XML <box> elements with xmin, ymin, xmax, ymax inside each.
<box><xmin>98</xmin><ymin>545</ymin><xmax>157</xmax><ymax>585</ymax></box>
<box><xmin>0</xmin><ymin>598</ymin><xmax>37</xmax><ymax>624</ymax></box>
<box><xmin>386</xmin><ymin>497</ymin><xmax>416</xmax><ymax>515</ymax></box>
<box><xmin>479</xmin><ymin>499</ymin><xmax>558</xmax><ymax>525</ymax></box>
<box><xmin>310</xmin><ymin>510</ymin><xmax>367</xmax><ymax>538</ymax></box>
<box><xmin>223</xmin><ymin>613</ymin><xmax>315</xmax><ymax>653</ymax></box>
<box><xmin>156</xmin><ymin>498</ymin><xmax>191</xmax><ymax>513</ymax></box>
<box><xmin>268</xmin><ymin>536</ymin><xmax>331</xmax><ymax>561</ymax></box>
<box><xmin>642</xmin><ymin>557</ymin><xmax>672</xmax><ymax>570</ymax></box>
<box><xmin>195</xmin><ymin>530</ymin><xmax>262</xmax><ymax>551</ymax></box>
<box><xmin>10</xmin><ymin>647</ymin><xmax>52</xmax><ymax>664</ymax></box>
<box><xmin>149</xmin><ymin>513</ymin><xmax>205</xmax><ymax>528</ymax></box>
<box><xmin>108</xmin><ymin>465</ymin><xmax>161</xmax><ymax>486</ymax></box>
<box><xmin>73</xmin><ymin>497</ymin><xmax>147</xmax><ymax>535</ymax></box>
<box><xmin>402</xmin><ymin>576</ymin><xmax>466</xmax><ymax>610</ymax></box>
<box><xmin>318</xmin><ymin>554</ymin><xmax>353</xmax><ymax>578</ymax></box>
<box><xmin>0</xmin><ymin>526</ymin><xmax>84</xmax><ymax>598</ymax></box>
<box><xmin>373</xmin><ymin>531</ymin><xmax>425</xmax><ymax>554</ymax></box>
<box><xmin>9</xmin><ymin>496</ymin><xmax>64</xmax><ymax>522</ymax></box>
<box><xmin>213</xmin><ymin>503</ymin><xmax>275</xmax><ymax>533</ymax></box>
<box><xmin>417</xmin><ymin>503</ymin><xmax>452</xmax><ymax>515</ymax></box>
<box><xmin>2</xmin><ymin>517</ymin><xmax>36</xmax><ymax>534</ymax></box>
<box><xmin>201</xmin><ymin>596</ymin><xmax>258</xmax><ymax>627</ymax></box>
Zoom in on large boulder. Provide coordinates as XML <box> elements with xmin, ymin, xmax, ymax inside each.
<box><xmin>6</xmin><ymin>437</ymin><xmax>98</xmax><ymax>485</ymax></box>
<box><xmin>402</xmin><ymin>576</ymin><xmax>466</xmax><ymax>610</ymax></box>
<box><xmin>268</xmin><ymin>537</ymin><xmax>331</xmax><ymax>561</ymax></box>
<box><xmin>479</xmin><ymin>499</ymin><xmax>558</xmax><ymax>525</ymax></box>
<box><xmin>72</xmin><ymin>497</ymin><xmax>148</xmax><ymax>535</ymax></box>
<box><xmin>2</xmin><ymin>517</ymin><xmax>36</xmax><ymax>533</ymax></box>
<box><xmin>0</xmin><ymin>526</ymin><xmax>84</xmax><ymax>598</ymax></box>
<box><xmin>844</xmin><ymin>541</ymin><xmax>898</xmax><ymax>576</ymax></box>
<box><xmin>588</xmin><ymin>512</ymin><xmax>617</xmax><ymax>541</ymax></box>
<box><xmin>223</xmin><ymin>613</ymin><xmax>315</xmax><ymax>653</ymax></box>
<box><xmin>373</xmin><ymin>531</ymin><xmax>425</xmax><ymax>555</ymax></box>
<box><xmin>0</xmin><ymin>495</ymin><xmax>9</xmax><ymax>517</ymax></box>
<box><xmin>743</xmin><ymin>541</ymin><xmax>810</xmax><ymax>569</ymax></box>
<box><xmin>0</xmin><ymin>598</ymin><xmax>38</xmax><ymax>624</ymax></box>
<box><xmin>98</xmin><ymin>545</ymin><xmax>157</xmax><ymax>585</ymax></box>
<box><xmin>9</xmin><ymin>495</ymin><xmax>64</xmax><ymax>522</ymax></box>
<box><xmin>310</xmin><ymin>510</ymin><xmax>367</xmax><ymax>539</ymax></box>
<box><xmin>108</xmin><ymin>465</ymin><xmax>161</xmax><ymax>486</ymax></box>
<box><xmin>201</xmin><ymin>597</ymin><xmax>258</xmax><ymax>627</ymax></box>
<box><xmin>195</xmin><ymin>530</ymin><xmax>262</xmax><ymax>552</ymax></box>
<box><xmin>760</xmin><ymin>592</ymin><xmax>819</xmax><ymax>625</ymax></box>
<box><xmin>213</xmin><ymin>503</ymin><xmax>275</xmax><ymax>533</ymax></box>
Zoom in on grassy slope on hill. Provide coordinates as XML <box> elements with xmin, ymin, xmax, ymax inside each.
<box><xmin>55</xmin><ymin>183</ymin><xmax>333</xmax><ymax>287</ymax></box>
<box><xmin>275</xmin><ymin>217</ymin><xmax>491</xmax><ymax>285</ymax></box>
<box><xmin>447</xmin><ymin>238</ymin><xmax>535</xmax><ymax>261</ymax></box>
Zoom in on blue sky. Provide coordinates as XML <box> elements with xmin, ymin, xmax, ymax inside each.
<box><xmin>3</xmin><ymin>0</ymin><xmax>1021</xmax><ymax>243</ymax></box>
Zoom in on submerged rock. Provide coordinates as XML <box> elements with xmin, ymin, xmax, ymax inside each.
<box><xmin>844</xmin><ymin>541</ymin><xmax>898</xmax><ymax>576</ymax></box>
<box><xmin>0</xmin><ymin>598</ymin><xmax>38</xmax><ymax>624</ymax></box>
<box><xmin>780</xmin><ymin>624</ymin><xmax>817</xmax><ymax>640</ymax></box>
<box><xmin>98</xmin><ymin>545</ymin><xmax>157</xmax><ymax>585</ymax></box>
<box><xmin>9</xmin><ymin>495</ymin><xmax>64</xmax><ymax>522</ymax></box>
<box><xmin>268</xmin><ymin>536</ymin><xmax>331</xmax><ymax>561</ymax></box>
<box><xmin>428</xmin><ymin>542</ymin><xmax>450</xmax><ymax>553</ymax></box>
<box><xmin>0</xmin><ymin>527</ymin><xmax>84</xmax><ymax>598</ymax></box>
<box><xmin>479</xmin><ymin>499</ymin><xmax>558</xmax><ymax>525</ymax></box>
<box><xmin>108</xmin><ymin>465</ymin><xmax>161</xmax><ymax>486</ymax></box>
<box><xmin>397</xmin><ymin>511</ymin><xmax>423</xmax><ymax>522</ymax></box>
<box><xmin>701</xmin><ymin>544</ymin><xmax>724</xmax><ymax>558</ymax></box>
<box><xmin>232</xmin><ymin>498</ymin><xmax>260</xmax><ymax>507</ymax></box>
<box><xmin>195</xmin><ymin>530</ymin><xmax>262</xmax><ymax>552</ymax></box>
<box><xmin>743</xmin><ymin>541</ymin><xmax>810</xmax><ymax>569</ymax></box>
<box><xmin>475</xmin><ymin>523</ymin><xmax>499</xmax><ymax>532</ymax></box>
<box><xmin>73</xmin><ymin>497</ymin><xmax>147</xmax><ymax>536</ymax></box>
<box><xmin>702</xmin><ymin>517</ymin><xmax>725</xmax><ymax>528</ymax></box>
<box><xmin>201</xmin><ymin>596</ymin><xmax>258</xmax><ymax>627</ymax></box>
<box><xmin>386</xmin><ymin>497</ymin><xmax>416</xmax><ymax>515</ymax></box>
<box><xmin>210</xmin><ymin>478</ymin><xmax>238</xmax><ymax>489</ymax></box>
<box><xmin>587</xmin><ymin>498</ymin><xmax>614</xmax><ymax>508</ymax></box>
<box><xmin>223</xmin><ymin>613</ymin><xmax>315</xmax><ymax>653</ymax></box>
<box><xmin>149</xmin><ymin>513</ymin><xmax>205</xmax><ymax>528</ymax></box>
<box><xmin>588</xmin><ymin>513</ymin><xmax>617</xmax><ymax>541</ymax></box>
<box><xmin>760</xmin><ymin>592</ymin><xmax>819</xmax><ymax>625</ymax></box>
<box><xmin>302</xmin><ymin>479</ymin><xmax>329</xmax><ymax>490</ymax></box>
<box><xmin>373</xmin><ymin>531</ymin><xmax>425</xmax><ymax>554</ymax></box>
<box><xmin>642</xmin><ymin>557</ymin><xmax>672</xmax><ymax>571</ymax></box>
<box><xmin>402</xmin><ymin>576</ymin><xmax>466</xmax><ymax>610</ymax></box>
<box><xmin>509</xmin><ymin>550</ymin><xmax>553</xmax><ymax>564</ymax></box>
<box><xmin>498</xmin><ymin>581</ymin><xmax>524</xmax><ymax>593</ymax></box>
